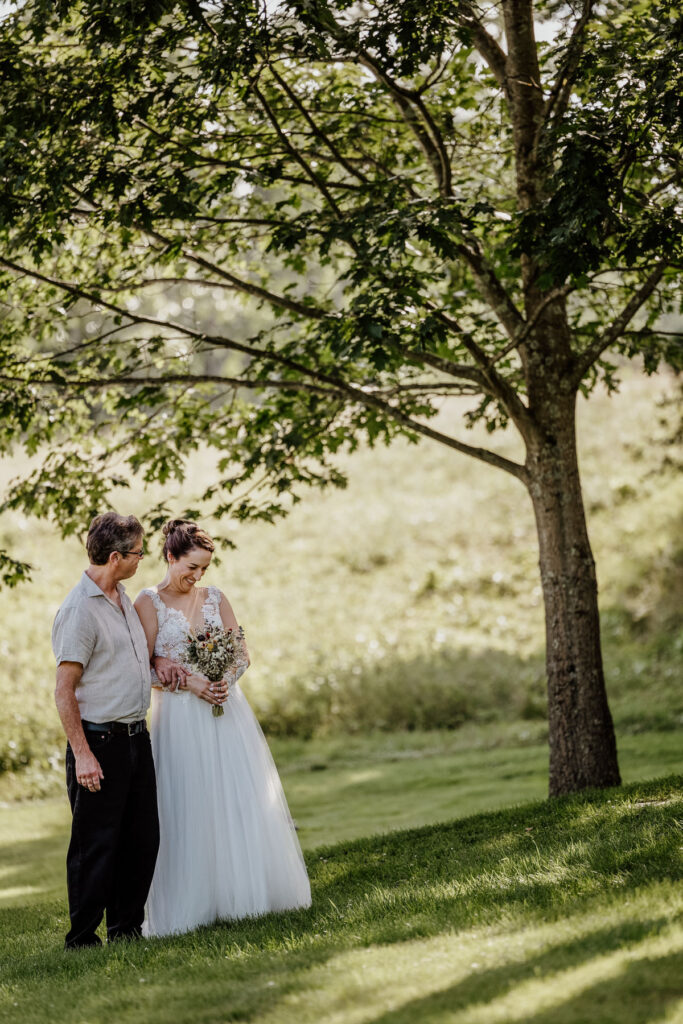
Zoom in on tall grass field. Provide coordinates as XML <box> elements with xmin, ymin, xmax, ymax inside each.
<box><xmin>1</xmin><ymin>365</ymin><xmax>680</xmax><ymax>796</ymax></box>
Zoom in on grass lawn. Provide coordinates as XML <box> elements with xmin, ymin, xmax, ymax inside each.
<box><xmin>274</xmin><ymin>727</ymin><xmax>683</xmax><ymax>849</ymax></box>
<box><xmin>1</xmin><ymin>729</ymin><xmax>682</xmax><ymax>1023</ymax></box>
<box><xmin>2</xmin><ymin>724</ymin><xmax>681</xmax><ymax>859</ymax></box>
<box><xmin>1</xmin><ymin>770</ymin><xmax>681</xmax><ymax>1024</ymax></box>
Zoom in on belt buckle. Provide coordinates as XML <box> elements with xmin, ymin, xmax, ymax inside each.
<box><xmin>127</xmin><ymin>722</ymin><xmax>137</xmax><ymax>736</ymax></box>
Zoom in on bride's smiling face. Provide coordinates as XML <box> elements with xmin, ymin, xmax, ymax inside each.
<box><xmin>168</xmin><ymin>546</ymin><xmax>213</xmax><ymax>591</ymax></box>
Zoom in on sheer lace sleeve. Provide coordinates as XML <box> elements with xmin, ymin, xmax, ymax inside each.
<box><xmin>206</xmin><ymin>586</ymin><xmax>249</xmax><ymax>684</ymax></box>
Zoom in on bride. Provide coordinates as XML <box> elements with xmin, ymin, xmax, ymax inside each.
<box><xmin>134</xmin><ymin>519</ymin><xmax>311</xmax><ymax>937</ymax></box>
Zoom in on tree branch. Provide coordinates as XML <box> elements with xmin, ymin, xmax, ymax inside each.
<box><xmin>454</xmin><ymin>238</ymin><xmax>525</xmax><ymax>341</ymax></box>
<box><xmin>0</xmin><ymin>372</ymin><xmax>337</xmax><ymax>396</ymax></box>
<box><xmin>0</xmin><ymin>256</ymin><xmax>497</xmax><ymax>407</ymax></box>
<box><xmin>424</xmin><ymin>305</ymin><xmax>532</xmax><ymax>430</ymax></box>
<box><xmin>145</xmin><ymin>228</ymin><xmax>334</xmax><ymax>320</ymax></box>
<box><xmin>259</xmin><ymin>173</ymin><xmax>366</xmax><ymax>191</ymax></box>
<box><xmin>296</xmin><ymin>4</ymin><xmax>454</xmax><ymax>196</ymax></box>
<box><xmin>251</xmin><ymin>81</ymin><xmax>347</xmax><ymax>222</ymax></box>
<box><xmin>380</xmin><ymin>420</ymin><xmax>527</xmax><ymax>481</ymax></box>
<box><xmin>491</xmin><ymin>283</ymin><xmax>574</xmax><ymax>364</ymax></box>
<box><xmin>357</xmin><ymin>50</ymin><xmax>452</xmax><ymax>196</ymax></box>
<box><xmin>267</xmin><ymin>63</ymin><xmax>370</xmax><ymax>185</ymax></box>
<box><xmin>453</xmin><ymin>2</ymin><xmax>510</xmax><ymax>101</ymax></box>
<box><xmin>184</xmin><ymin>0</ymin><xmax>218</xmax><ymax>39</ymax></box>
<box><xmin>6</xmin><ymin>365</ymin><xmax>528</xmax><ymax>482</ymax></box>
<box><xmin>3</xmin><ymin>371</ymin><xmax>482</xmax><ymax>398</ymax></box>
<box><xmin>10</xmin><ymin>322</ymin><xmax>131</xmax><ymax>365</ymax></box>
<box><xmin>0</xmin><ymin>255</ymin><xmax>287</xmax><ymax>364</ymax></box>
<box><xmin>63</xmin><ymin>183</ymin><xmax>334</xmax><ymax>321</ymax></box>
<box><xmin>501</xmin><ymin>0</ymin><xmax>546</xmax><ymax>218</ymax></box>
<box><xmin>395</xmin><ymin>349</ymin><xmax>488</xmax><ymax>387</ymax></box>
<box><xmin>132</xmin><ymin>117</ymin><xmax>241</xmax><ymax>170</ymax></box>
<box><xmin>2</xmin><ymin>244</ymin><xmax>511</xmax><ymax>413</ymax></box>
<box><xmin>537</xmin><ymin>0</ymin><xmax>594</xmax><ymax>149</ymax></box>
<box><xmin>571</xmin><ymin>263</ymin><xmax>668</xmax><ymax>383</ymax></box>
<box><xmin>319</xmin><ymin>44</ymin><xmax>520</xmax><ymax>348</ymax></box>
<box><xmin>1</xmin><ymin>258</ymin><xmax>528</xmax><ymax>481</ymax></box>
<box><xmin>60</xmin><ymin>184</ymin><xmax>527</xmax><ymax>410</ymax></box>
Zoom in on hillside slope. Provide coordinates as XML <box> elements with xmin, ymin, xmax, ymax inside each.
<box><xmin>0</xmin><ymin>366</ymin><xmax>681</xmax><ymax>780</ymax></box>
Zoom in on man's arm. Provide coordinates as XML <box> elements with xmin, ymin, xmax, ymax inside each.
<box><xmin>55</xmin><ymin>661</ymin><xmax>104</xmax><ymax>792</ymax></box>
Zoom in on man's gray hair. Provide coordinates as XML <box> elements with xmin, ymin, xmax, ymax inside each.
<box><xmin>86</xmin><ymin>513</ymin><xmax>143</xmax><ymax>565</ymax></box>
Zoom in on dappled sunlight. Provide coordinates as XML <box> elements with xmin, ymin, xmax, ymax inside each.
<box><xmin>251</xmin><ymin>894</ymin><xmax>683</xmax><ymax>1024</ymax></box>
<box><xmin>345</xmin><ymin>769</ymin><xmax>384</xmax><ymax>785</ymax></box>
<box><xmin>0</xmin><ymin>885</ymin><xmax>45</xmax><ymax>903</ymax></box>
<box><xmin>0</xmin><ymin>801</ymin><xmax>69</xmax><ymax>906</ymax></box>
<box><xmin>458</xmin><ymin>935</ymin><xmax>683</xmax><ymax>1024</ymax></box>
<box><xmin>1</xmin><ymin>778</ymin><xmax>681</xmax><ymax>1024</ymax></box>
<box><xmin>315</xmin><ymin>858</ymin><xmax>585</xmax><ymax>929</ymax></box>
<box><xmin>568</xmin><ymin>790</ymin><xmax>683</xmax><ymax>832</ymax></box>
<box><xmin>0</xmin><ymin>863</ymin><xmax>64</xmax><ymax>907</ymax></box>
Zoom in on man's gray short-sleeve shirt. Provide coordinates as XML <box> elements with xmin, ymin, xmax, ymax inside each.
<box><xmin>52</xmin><ymin>572</ymin><xmax>151</xmax><ymax>724</ymax></box>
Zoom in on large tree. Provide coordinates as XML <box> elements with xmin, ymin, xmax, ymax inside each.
<box><xmin>0</xmin><ymin>0</ymin><xmax>681</xmax><ymax>794</ymax></box>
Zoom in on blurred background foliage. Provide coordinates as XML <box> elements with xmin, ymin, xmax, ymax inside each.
<box><xmin>1</xmin><ymin>362</ymin><xmax>680</xmax><ymax>797</ymax></box>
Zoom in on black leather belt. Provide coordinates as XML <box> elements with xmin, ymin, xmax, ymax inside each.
<box><xmin>82</xmin><ymin>719</ymin><xmax>147</xmax><ymax>736</ymax></box>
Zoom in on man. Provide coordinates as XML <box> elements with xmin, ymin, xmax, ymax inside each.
<box><xmin>52</xmin><ymin>512</ymin><xmax>158</xmax><ymax>949</ymax></box>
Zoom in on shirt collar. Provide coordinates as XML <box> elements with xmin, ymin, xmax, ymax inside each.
<box><xmin>80</xmin><ymin>571</ymin><xmax>126</xmax><ymax>599</ymax></box>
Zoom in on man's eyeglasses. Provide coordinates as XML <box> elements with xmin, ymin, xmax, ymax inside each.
<box><xmin>120</xmin><ymin>548</ymin><xmax>145</xmax><ymax>559</ymax></box>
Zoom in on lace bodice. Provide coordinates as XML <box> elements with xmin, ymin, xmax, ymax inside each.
<box><xmin>141</xmin><ymin>586</ymin><xmax>224</xmax><ymax>665</ymax></box>
<box><xmin>140</xmin><ymin>586</ymin><xmax>248</xmax><ymax>692</ymax></box>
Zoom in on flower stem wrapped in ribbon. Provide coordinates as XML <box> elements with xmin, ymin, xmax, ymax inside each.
<box><xmin>185</xmin><ymin>624</ymin><xmax>247</xmax><ymax>717</ymax></box>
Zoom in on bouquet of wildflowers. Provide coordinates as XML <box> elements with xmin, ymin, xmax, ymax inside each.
<box><xmin>185</xmin><ymin>624</ymin><xmax>247</xmax><ymax>717</ymax></box>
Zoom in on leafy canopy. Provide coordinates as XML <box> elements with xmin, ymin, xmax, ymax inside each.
<box><xmin>0</xmin><ymin>0</ymin><xmax>681</xmax><ymax>582</ymax></box>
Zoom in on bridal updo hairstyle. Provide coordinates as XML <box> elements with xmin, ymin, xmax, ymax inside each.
<box><xmin>162</xmin><ymin>519</ymin><xmax>215</xmax><ymax>563</ymax></box>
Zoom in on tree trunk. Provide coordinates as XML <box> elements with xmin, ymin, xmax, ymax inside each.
<box><xmin>526</xmin><ymin>391</ymin><xmax>621</xmax><ymax>796</ymax></box>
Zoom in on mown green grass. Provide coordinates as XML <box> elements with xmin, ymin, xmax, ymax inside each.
<box><xmin>1</xmin><ymin>774</ymin><xmax>681</xmax><ymax>1024</ymax></box>
<box><xmin>1</xmin><ymin>366</ymin><xmax>681</xmax><ymax>781</ymax></box>
<box><xmin>1</xmin><ymin>726</ymin><xmax>680</xmax><ymax>903</ymax></box>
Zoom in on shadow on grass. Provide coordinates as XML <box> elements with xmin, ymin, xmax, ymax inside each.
<box><xmin>366</xmin><ymin>946</ymin><xmax>683</xmax><ymax>1024</ymax></box>
<box><xmin>2</xmin><ymin>775</ymin><xmax>681</xmax><ymax>1024</ymax></box>
<box><xmin>308</xmin><ymin>778</ymin><xmax>683</xmax><ymax>915</ymax></box>
<box><xmin>522</xmin><ymin>949</ymin><xmax>683</xmax><ymax>1024</ymax></box>
<box><xmin>0</xmin><ymin>821</ymin><xmax>68</xmax><ymax>908</ymax></box>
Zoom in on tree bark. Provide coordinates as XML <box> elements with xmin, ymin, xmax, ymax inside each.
<box><xmin>498</xmin><ymin>2</ymin><xmax>621</xmax><ymax>795</ymax></box>
<box><xmin>526</xmin><ymin>391</ymin><xmax>621</xmax><ymax>795</ymax></box>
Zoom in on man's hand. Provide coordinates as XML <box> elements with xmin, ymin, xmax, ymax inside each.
<box><xmin>153</xmin><ymin>656</ymin><xmax>189</xmax><ymax>691</ymax></box>
<box><xmin>75</xmin><ymin>749</ymin><xmax>105</xmax><ymax>792</ymax></box>
<box><xmin>55</xmin><ymin>660</ymin><xmax>105</xmax><ymax>791</ymax></box>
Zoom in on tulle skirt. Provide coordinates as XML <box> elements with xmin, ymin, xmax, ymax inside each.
<box><xmin>143</xmin><ymin>683</ymin><xmax>311</xmax><ymax>938</ymax></box>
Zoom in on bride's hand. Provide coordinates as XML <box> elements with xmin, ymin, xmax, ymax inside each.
<box><xmin>152</xmin><ymin>656</ymin><xmax>188</xmax><ymax>691</ymax></box>
<box><xmin>184</xmin><ymin>672</ymin><xmax>228</xmax><ymax>707</ymax></box>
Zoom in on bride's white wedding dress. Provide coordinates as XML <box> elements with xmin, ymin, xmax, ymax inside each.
<box><xmin>140</xmin><ymin>586</ymin><xmax>311</xmax><ymax>937</ymax></box>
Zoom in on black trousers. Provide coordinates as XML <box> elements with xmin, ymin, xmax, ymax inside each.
<box><xmin>64</xmin><ymin>728</ymin><xmax>159</xmax><ymax>949</ymax></box>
